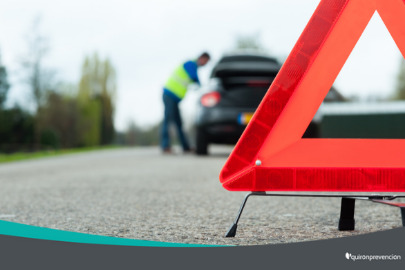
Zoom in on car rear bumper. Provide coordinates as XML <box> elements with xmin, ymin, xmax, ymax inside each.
<box><xmin>196</xmin><ymin>107</ymin><xmax>256</xmax><ymax>144</ymax></box>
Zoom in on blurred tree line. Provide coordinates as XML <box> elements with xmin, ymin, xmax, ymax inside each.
<box><xmin>0</xmin><ymin>18</ymin><xmax>160</xmax><ymax>153</ymax></box>
<box><xmin>115</xmin><ymin>121</ymin><xmax>160</xmax><ymax>146</ymax></box>
<box><xmin>0</xmin><ymin>50</ymin><xmax>117</xmax><ymax>152</ymax></box>
<box><xmin>0</xmin><ymin>18</ymin><xmax>119</xmax><ymax>152</ymax></box>
<box><xmin>395</xmin><ymin>59</ymin><xmax>405</xmax><ymax>100</ymax></box>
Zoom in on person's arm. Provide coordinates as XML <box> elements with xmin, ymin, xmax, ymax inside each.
<box><xmin>183</xmin><ymin>61</ymin><xmax>200</xmax><ymax>85</ymax></box>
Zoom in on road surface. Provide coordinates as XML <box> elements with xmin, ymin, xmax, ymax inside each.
<box><xmin>0</xmin><ymin>146</ymin><xmax>403</xmax><ymax>246</ymax></box>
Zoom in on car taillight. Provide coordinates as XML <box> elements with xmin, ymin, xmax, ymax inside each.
<box><xmin>201</xmin><ymin>92</ymin><xmax>221</xmax><ymax>107</ymax></box>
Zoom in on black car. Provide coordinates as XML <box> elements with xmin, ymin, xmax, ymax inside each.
<box><xmin>192</xmin><ymin>53</ymin><xmax>281</xmax><ymax>155</ymax></box>
<box><xmin>187</xmin><ymin>53</ymin><xmax>346</xmax><ymax>155</ymax></box>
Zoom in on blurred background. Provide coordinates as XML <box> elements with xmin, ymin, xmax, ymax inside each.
<box><xmin>1</xmin><ymin>0</ymin><xmax>405</xmax><ymax>156</ymax></box>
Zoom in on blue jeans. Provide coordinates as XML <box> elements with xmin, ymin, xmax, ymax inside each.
<box><xmin>161</xmin><ymin>92</ymin><xmax>190</xmax><ymax>151</ymax></box>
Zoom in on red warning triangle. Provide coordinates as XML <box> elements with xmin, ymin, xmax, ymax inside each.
<box><xmin>220</xmin><ymin>0</ymin><xmax>405</xmax><ymax>192</ymax></box>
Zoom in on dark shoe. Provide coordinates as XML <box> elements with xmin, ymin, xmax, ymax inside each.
<box><xmin>162</xmin><ymin>148</ymin><xmax>173</xmax><ymax>154</ymax></box>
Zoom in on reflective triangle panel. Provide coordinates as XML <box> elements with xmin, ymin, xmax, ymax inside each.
<box><xmin>220</xmin><ymin>0</ymin><xmax>405</xmax><ymax>192</ymax></box>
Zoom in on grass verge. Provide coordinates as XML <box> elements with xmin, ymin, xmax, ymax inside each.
<box><xmin>0</xmin><ymin>145</ymin><xmax>120</xmax><ymax>164</ymax></box>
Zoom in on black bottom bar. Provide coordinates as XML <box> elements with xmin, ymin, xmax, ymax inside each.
<box><xmin>338</xmin><ymin>198</ymin><xmax>355</xmax><ymax>231</ymax></box>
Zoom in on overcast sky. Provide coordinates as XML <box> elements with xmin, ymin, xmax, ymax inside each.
<box><xmin>0</xmin><ymin>0</ymin><xmax>402</xmax><ymax>131</ymax></box>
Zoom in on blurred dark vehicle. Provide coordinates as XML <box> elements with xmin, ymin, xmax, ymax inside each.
<box><xmin>190</xmin><ymin>53</ymin><xmax>345</xmax><ymax>155</ymax></box>
<box><xmin>191</xmin><ymin>53</ymin><xmax>279</xmax><ymax>155</ymax></box>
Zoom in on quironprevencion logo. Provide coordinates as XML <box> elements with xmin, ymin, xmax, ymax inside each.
<box><xmin>345</xmin><ymin>252</ymin><xmax>401</xmax><ymax>261</ymax></box>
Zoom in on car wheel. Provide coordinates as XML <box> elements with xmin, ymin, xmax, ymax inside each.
<box><xmin>196</xmin><ymin>128</ymin><xmax>208</xmax><ymax>155</ymax></box>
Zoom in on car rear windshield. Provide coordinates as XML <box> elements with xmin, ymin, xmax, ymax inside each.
<box><xmin>217</xmin><ymin>55</ymin><xmax>279</xmax><ymax>64</ymax></box>
<box><xmin>221</xmin><ymin>76</ymin><xmax>276</xmax><ymax>89</ymax></box>
<box><xmin>211</xmin><ymin>59</ymin><xmax>280</xmax><ymax>79</ymax></box>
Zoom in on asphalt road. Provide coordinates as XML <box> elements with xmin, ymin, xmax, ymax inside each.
<box><xmin>0</xmin><ymin>146</ymin><xmax>403</xmax><ymax>246</ymax></box>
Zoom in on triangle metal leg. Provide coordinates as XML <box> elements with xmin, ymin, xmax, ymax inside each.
<box><xmin>224</xmin><ymin>194</ymin><xmax>405</xmax><ymax>238</ymax></box>
<box><xmin>225</xmin><ymin>192</ymin><xmax>265</xmax><ymax>237</ymax></box>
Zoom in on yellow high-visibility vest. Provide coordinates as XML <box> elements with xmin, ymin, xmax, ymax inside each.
<box><xmin>164</xmin><ymin>63</ymin><xmax>194</xmax><ymax>99</ymax></box>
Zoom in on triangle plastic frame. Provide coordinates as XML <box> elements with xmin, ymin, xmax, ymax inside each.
<box><xmin>220</xmin><ymin>0</ymin><xmax>405</xmax><ymax>192</ymax></box>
